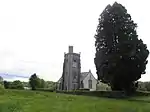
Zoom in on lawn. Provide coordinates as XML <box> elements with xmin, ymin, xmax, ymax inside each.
<box><xmin>0</xmin><ymin>90</ymin><xmax>149</xmax><ymax>112</ymax></box>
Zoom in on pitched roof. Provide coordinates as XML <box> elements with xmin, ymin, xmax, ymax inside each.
<box><xmin>57</xmin><ymin>70</ymin><xmax>97</xmax><ymax>82</ymax></box>
<box><xmin>80</xmin><ymin>72</ymin><xmax>89</xmax><ymax>81</ymax></box>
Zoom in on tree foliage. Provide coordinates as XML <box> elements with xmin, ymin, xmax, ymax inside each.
<box><xmin>4</xmin><ymin>81</ymin><xmax>10</xmax><ymax>89</ymax></box>
<box><xmin>29</xmin><ymin>73</ymin><xmax>46</xmax><ymax>90</ymax></box>
<box><xmin>138</xmin><ymin>81</ymin><xmax>150</xmax><ymax>91</ymax></box>
<box><xmin>29</xmin><ymin>73</ymin><xmax>41</xmax><ymax>90</ymax></box>
<box><xmin>11</xmin><ymin>80</ymin><xmax>24</xmax><ymax>89</ymax></box>
<box><xmin>4</xmin><ymin>80</ymin><xmax>24</xmax><ymax>89</ymax></box>
<box><xmin>94</xmin><ymin>2</ymin><xmax>149</xmax><ymax>92</ymax></box>
<box><xmin>39</xmin><ymin>79</ymin><xmax>45</xmax><ymax>88</ymax></box>
<box><xmin>45</xmin><ymin>81</ymin><xmax>56</xmax><ymax>90</ymax></box>
<box><xmin>22</xmin><ymin>82</ymin><xmax>30</xmax><ymax>87</ymax></box>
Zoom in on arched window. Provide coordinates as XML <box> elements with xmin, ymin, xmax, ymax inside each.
<box><xmin>73</xmin><ymin>83</ymin><xmax>77</xmax><ymax>90</ymax></box>
<box><xmin>88</xmin><ymin>80</ymin><xmax>92</xmax><ymax>89</ymax></box>
<box><xmin>81</xmin><ymin>81</ymin><xmax>84</xmax><ymax>88</ymax></box>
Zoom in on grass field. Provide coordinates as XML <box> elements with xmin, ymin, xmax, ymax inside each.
<box><xmin>0</xmin><ymin>90</ymin><xmax>150</xmax><ymax>112</ymax></box>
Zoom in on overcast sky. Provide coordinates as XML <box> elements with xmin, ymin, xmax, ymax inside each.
<box><xmin>0</xmin><ymin>0</ymin><xmax>149</xmax><ymax>82</ymax></box>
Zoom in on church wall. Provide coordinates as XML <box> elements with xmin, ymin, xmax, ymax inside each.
<box><xmin>71</xmin><ymin>54</ymin><xmax>81</xmax><ymax>90</ymax></box>
<box><xmin>82</xmin><ymin>73</ymin><xmax>97</xmax><ymax>91</ymax></box>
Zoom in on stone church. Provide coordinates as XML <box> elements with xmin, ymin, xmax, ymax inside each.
<box><xmin>57</xmin><ymin>46</ymin><xmax>97</xmax><ymax>91</ymax></box>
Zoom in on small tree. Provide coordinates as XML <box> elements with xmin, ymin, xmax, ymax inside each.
<box><xmin>94</xmin><ymin>2</ymin><xmax>149</xmax><ymax>93</ymax></box>
<box><xmin>29</xmin><ymin>73</ymin><xmax>40</xmax><ymax>90</ymax></box>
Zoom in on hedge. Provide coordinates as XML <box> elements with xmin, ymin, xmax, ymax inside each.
<box><xmin>56</xmin><ymin>90</ymin><xmax>127</xmax><ymax>98</ymax></box>
<box><xmin>36</xmin><ymin>88</ymin><xmax>54</xmax><ymax>92</ymax></box>
<box><xmin>134</xmin><ymin>91</ymin><xmax>150</xmax><ymax>96</ymax></box>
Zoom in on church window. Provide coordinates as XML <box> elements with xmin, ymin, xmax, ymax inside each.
<box><xmin>88</xmin><ymin>80</ymin><xmax>92</xmax><ymax>89</ymax></box>
<box><xmin>81</xmin><ymin>81</ymin><xmax>84</xmax><ymax>88</ymax></box>
<box><xmin>73</xmin><ymin>83</ymin><xmax>76</xmax><ymax>90</ymax></box>
<box><xmin>65</xmin><ymin>85</ymin><xmax>67</xmax><ymax>90</ymax></box>
<box><xmin>72</xmin><ymin>62</ymin><xmax>77</xmax><ymax>68</ymax></box>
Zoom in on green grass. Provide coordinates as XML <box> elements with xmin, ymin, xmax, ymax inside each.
<box><xmin>0</xmin><ymin>90</ymin><xmax>150</xmax><ymax>112</ymax></box>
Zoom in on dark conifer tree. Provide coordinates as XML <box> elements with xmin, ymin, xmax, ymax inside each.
<box><xmin>94</xmin><ymin>2</ymin><xmax>149</xmax><ymax>92</ymax></box>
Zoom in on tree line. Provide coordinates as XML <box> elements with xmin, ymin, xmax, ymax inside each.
<box><xmin>29</xmin><ymin>73</ymin><xmax>56</xmax><ymax>90</ymax></box>
<box><xmin>0</xmin><ymin>73</ymin><xmax>56</xmax><ymax>91</ymax></box>
<box><xmin>137</xmin><ymin>81</ymin><xmax>150</xmax><ymax>91</ymax></box>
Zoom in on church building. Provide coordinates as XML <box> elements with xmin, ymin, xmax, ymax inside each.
<box><xmin>57</xmin><ymin>46</ymin><xmax>97</xmax><ymax>91</ymax></box>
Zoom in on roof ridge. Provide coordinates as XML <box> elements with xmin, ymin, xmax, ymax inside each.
<box><xmin>81</xmin><ymin>72</ymin><xmax>89</xmax><ymax>74</ymax></box>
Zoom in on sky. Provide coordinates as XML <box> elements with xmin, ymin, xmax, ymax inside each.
<box><xmin>0</xmin><ymin>0</ymin><xmax>149</xmax><ymax>82</ymax></box>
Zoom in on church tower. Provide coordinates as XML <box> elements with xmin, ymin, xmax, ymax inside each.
<box><xmin>62</xmin><ymin>46</ymin><xmax>81</xmax><ymax>91</ymax></box>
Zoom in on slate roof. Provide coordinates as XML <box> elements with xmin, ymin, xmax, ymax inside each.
<box><xmin>80</xmin><ymin>72</ymin><xmax>89</xmax><ymax>81</ymax></box>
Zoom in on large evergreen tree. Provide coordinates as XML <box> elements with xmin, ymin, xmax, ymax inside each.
<box><xmin>94</xmin><ymin>2</ymin><xmax>149</xmax><ymax>92</ymax></box>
